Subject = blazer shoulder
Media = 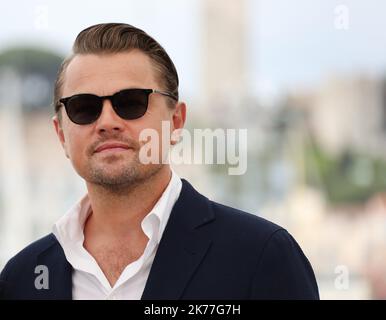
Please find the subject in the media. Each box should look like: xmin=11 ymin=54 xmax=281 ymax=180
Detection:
xmin=250 ymin=228 xmax=320 ymax=299
xmin=0 ymin=233 xmax=71 ymax=300
xmin=0 ymin=233 xmax=58 ymax=280
xmin=209 ymin=200 xmax=284 ymax=237
xmin=203 ymin=199 xmax=319 ymax=298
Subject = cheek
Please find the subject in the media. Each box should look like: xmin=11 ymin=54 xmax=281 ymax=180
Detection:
xmin=65 ymin=130 xmax=88 ymax=163
xmin=129 ymin=118 xmax=162 ymax=141
xmin=137 ymin=118 xmax=170 ymax=141
xmin=131 ymin=118 xmax=171 ymax=157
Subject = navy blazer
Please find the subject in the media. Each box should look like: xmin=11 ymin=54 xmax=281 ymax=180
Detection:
xmin=0 ymin=179 xmax=319 ymax=300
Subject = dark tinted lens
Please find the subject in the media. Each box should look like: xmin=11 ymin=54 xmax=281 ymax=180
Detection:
xmin=66 ymin=94 xmax=102 ymax=125
xmin=113 ymin=89 xmax=149 ymax=120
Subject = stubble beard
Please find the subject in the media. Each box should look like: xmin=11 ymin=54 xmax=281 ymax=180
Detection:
xmin=86 ymin=151 xmax=164 ymax=195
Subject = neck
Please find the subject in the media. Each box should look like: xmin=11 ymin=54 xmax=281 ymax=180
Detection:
xmin=84 ymin=165 xmax=172 ymax=239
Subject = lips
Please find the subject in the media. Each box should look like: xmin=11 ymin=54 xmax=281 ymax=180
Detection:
xmin=94 ymin=142 xmax=131 ymax=153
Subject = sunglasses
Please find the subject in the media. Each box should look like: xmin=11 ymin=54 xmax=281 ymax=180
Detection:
xmin=58 ymin=88 xmax=177 ymax=125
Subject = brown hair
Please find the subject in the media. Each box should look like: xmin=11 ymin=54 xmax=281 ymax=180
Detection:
xmin=53 ymin=23 xmax=179 ymax=114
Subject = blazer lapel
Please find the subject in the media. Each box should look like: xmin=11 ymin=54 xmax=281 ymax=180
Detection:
xmin=141 ymin=179 xmax=215 ymax=300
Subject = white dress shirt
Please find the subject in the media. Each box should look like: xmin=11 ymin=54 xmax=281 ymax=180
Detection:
xmin=52 ymin=169 xmax=182 ymax=300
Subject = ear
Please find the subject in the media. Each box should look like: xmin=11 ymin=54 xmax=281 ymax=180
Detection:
xmin=52 ymin=114 xmax=70 ymax=159
xmin=171 ymin=102 xmax=186 ymax=145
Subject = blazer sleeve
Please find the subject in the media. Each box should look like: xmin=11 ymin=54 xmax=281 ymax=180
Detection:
xmin=250 ymin=229 xmax=320 ymax=300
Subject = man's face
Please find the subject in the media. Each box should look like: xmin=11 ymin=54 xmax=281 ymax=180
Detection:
xmin=53 ymin=50 xmax=185 ymax=191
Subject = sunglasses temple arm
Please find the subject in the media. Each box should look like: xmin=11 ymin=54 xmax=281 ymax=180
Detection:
xmin=152 ymin=89 xmax=178 ymax=101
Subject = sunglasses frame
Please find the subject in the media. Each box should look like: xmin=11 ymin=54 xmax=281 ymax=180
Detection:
xmin=58 ymin=88 xmax=178 ymax=125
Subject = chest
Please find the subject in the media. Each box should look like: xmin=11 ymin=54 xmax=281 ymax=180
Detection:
xmin=84 ymin=237 xmax=149 ymax=287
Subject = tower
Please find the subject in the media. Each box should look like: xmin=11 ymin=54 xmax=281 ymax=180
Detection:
xmin=200 ymin=0 xmax=248 ymax=125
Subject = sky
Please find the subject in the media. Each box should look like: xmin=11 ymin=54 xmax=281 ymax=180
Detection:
xmin=254 ymin=0 xmax=386 ymax=100
xmin=1 ymin=0 xmax=386 ymax=101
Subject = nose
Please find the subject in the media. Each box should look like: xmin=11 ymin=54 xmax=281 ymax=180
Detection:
xmin=94 ymin=99 xmax=124 ymax=134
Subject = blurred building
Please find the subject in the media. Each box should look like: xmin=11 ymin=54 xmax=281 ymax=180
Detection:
xmin=261 ymin=184 xmax=386 ymax=299
xmin=199 ymin=0 xmax=248 ymax=126
xmin=289 ymin=75 xmax=386 ymax=158
xmin=270 ymin=73 xmax=386 ymax=299
xmin=0 ymin=49 xmax=85 ymax=266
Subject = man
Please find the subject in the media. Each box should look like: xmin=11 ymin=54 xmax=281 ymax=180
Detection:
xmin=0 ymin=23 xmax=319 ymax=300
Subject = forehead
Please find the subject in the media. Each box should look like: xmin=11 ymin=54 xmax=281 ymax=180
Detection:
xmin=62 ymin=50 xmax=159 ymax=97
